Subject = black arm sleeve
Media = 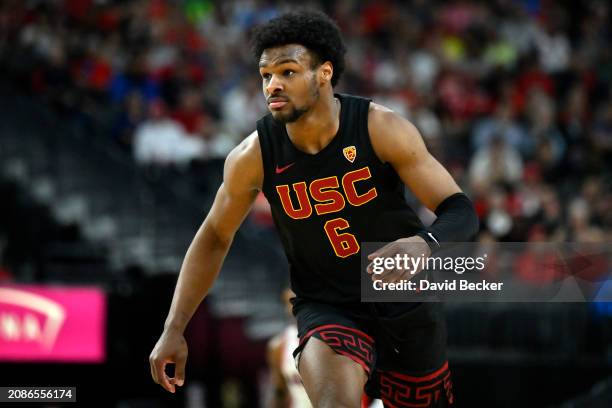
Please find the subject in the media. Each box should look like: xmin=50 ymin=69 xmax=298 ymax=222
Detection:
xmin=416 ymin=192 xmax=479 ymax=251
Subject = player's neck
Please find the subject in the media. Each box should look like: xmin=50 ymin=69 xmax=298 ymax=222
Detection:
xmin=285 ymin=93 xmax=339 ymax=155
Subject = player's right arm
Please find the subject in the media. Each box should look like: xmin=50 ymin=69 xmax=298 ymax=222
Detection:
xmin=149 ymin=131 xmax=263 ymax=393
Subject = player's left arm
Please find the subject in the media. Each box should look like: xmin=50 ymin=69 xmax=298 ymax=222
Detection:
xmin=367 ymin=104 xmax=479 ymax=280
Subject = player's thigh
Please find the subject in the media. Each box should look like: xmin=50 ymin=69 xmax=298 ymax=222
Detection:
xmin=299 ymin=336 xmax=367 ymax=408
xmin=292 ymin=299 xmax=376 ymax=406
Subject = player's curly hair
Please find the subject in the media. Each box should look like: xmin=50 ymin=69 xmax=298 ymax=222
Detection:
xmin=251 ymin=9 xmax=346 ymax=87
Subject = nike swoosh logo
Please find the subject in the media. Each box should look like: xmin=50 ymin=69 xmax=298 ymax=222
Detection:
xmin=275 ymin=163 xmax=295 ymax=174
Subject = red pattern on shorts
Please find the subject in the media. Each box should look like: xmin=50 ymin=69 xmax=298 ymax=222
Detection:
xmin=300 ymin=324 xmax=375 ymax=374
xmin=379 ymin=362 xmax=454 ymax=407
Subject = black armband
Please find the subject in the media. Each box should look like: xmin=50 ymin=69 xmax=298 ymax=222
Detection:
xmin=416 ymin=193 xmax=479 ymax=252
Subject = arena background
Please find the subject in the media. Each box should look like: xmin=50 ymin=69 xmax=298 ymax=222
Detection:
xmin=0 ymin=0 xmax=611 ymax=407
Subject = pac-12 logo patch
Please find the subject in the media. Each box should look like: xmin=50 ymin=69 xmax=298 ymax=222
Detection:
xmin=343 ymin=145 xmax=357 ymax=163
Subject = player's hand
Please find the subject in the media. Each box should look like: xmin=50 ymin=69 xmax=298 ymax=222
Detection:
xmin=149 ymin=329 xmax=188 ymax=393
xmin=366 ymin=236 xmax=431 ymax=283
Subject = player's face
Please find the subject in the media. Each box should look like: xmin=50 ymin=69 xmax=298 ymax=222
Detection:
xmin=259 ymin=44 xmax=320 ymax=124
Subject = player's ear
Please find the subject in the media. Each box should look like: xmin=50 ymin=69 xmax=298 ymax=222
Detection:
xmin=319 ymin=61 xmax=333 ymax=85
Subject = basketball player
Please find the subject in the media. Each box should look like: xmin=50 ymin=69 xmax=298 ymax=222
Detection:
xmin=150 ymin=10 xmax=479 ymax=407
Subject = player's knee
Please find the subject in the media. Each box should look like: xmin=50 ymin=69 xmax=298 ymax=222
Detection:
xmin=299 ymin=337 xmax=367 ymax=407
xmin=302 ymin=367 xmax=364 ymax=408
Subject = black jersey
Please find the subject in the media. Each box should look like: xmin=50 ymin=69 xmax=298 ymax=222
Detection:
xmin=257 ymin=93 xmax=425 ymax=304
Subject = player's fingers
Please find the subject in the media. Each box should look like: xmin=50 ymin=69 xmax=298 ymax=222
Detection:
xmin=149 ymin=356 xmax=158 ymax=384
xmin=371 ymin=272 xmax=382 ymax=284
xmin=372 ymin=265 xmax=397 ymax=282
xmin=172 ymin=354 xmax=187 ymax=387
xmin=153 ymin=359 xmax=175 ymax=393
xmin=385 ymin=271 xmax=398 ymax=284
xmin=371 ymin=266 xmax=390 ymax=281
xmin=387 ymin=270 xmax=405 ymax=284
xmin=161 ymin=371 xmax=175 ymax=393
xmin=380 ymin=260 xmax=406 ymax=280
xmin=164 ymin=376 xmax=176 ymax=393
xmin=367 ymin=242 xmax=396 ymax=260
xmin=398 ymin=270 xmax=415 ymax=283
xmin=149 ymin=353 xmax=162 ymax=384
xmin=367 ymin=245 xmax=396 ymax=273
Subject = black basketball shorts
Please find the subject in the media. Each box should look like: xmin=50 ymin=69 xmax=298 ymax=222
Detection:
xmin=291 ymin=299 xmax=454 ymax=407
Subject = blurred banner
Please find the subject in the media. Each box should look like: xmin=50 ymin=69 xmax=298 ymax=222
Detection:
xmin=0 ymin=285 xmax=106 ymax=362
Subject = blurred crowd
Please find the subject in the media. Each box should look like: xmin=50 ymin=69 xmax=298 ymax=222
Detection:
xmin=1 ymin=0 xmax=611 ymax=244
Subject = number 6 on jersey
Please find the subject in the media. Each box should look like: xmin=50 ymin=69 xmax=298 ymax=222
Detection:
xmin=323 ymin=218 xmax=360 ymax=258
